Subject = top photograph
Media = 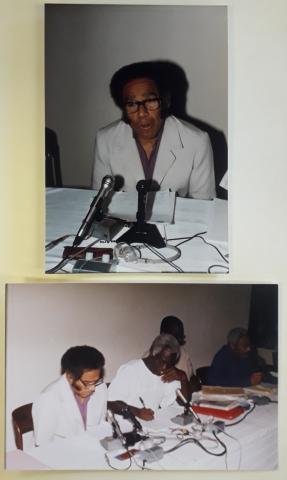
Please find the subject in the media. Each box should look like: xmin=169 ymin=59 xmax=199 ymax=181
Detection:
xmin=45 ymin=4 xmax=228 ymax=274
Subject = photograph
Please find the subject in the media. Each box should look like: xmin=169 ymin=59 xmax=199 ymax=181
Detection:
xmin=45 ymin=4 xmax=228 ymax=274
xmin=1 ymin=1 xmax=287 ymax=480
xmin=6 ymin=283 xmax=277 ymax=470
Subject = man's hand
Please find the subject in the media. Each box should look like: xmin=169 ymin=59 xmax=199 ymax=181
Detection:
xmin=161 ymin=367 xmax=185 ymax=383
xmin=250 ymin=372 xmax=263 ymax=386
xmin=131 ymin=407 xmax=155 ymax=421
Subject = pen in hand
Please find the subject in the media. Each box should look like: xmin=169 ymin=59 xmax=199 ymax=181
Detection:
xmin=139 ymin=396 xmax=146 ymax=408
xmin=138 ymin=397 xmax=155 ymax=421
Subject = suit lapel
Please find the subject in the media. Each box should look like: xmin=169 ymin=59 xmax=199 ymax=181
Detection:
xmin=153 ymin=116 xmax=184 ymax=187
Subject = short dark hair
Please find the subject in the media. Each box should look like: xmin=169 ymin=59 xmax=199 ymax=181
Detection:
xmin=160 ymin=316 xmax=185 ymax=343
xmin=61 ymin=345 xmax=105 ymax=380
xmin=110 ymin=61 xmax=171 ymax=116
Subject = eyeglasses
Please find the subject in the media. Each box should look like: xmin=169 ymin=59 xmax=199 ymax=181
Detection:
xmin=79 ymin=378 xmax=104 ymax=390
xmin=124 ymin=97 xmax=161 ymax=114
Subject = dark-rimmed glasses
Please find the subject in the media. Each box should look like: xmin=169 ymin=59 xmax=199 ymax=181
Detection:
xmin=79 ymin=378 xmax=104 ymax=390
xmin=124 ymin=97 xmax=161 ymax=114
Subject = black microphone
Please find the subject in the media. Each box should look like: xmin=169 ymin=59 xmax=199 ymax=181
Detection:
xmin=73 ymin=175 xmax=115 ymax=246
xmin=106 ymin=410 xmax=126 ymax=446
xmin=176 ymin=389 xmax=202 ymax=424
xmin=136 ymin=179 xmax=149 ymax=224
xmin=121 ymin=405 xmax=143 ymax=431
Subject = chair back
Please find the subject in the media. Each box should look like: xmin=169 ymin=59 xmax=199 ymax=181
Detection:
xmin=45 ymin=127 xmax=63 ymax=187
xmin=196 ymin=366 xmax=210 ymax=386
xmin=12 ymin=403 xmax=34 ymax=450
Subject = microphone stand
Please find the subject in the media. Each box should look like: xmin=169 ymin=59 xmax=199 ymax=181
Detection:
xmin=117 ymin=180 xmax=166 ymax=248
xmin=100 ymin=410 xmax=126 ymax=451
xmin=120 ymin=406 xmax=146 ymax=447
xmin=171 ymin=389 xmax=202 ymax=426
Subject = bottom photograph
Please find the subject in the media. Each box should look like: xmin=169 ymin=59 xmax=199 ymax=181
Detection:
xmin=5 ymin=283 xmax=278 ymax=471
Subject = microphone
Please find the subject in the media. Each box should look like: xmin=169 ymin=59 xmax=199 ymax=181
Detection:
xmin=121 ymin=406 xmax=143 ymax=431
xmin=106 ymin=410 xmax=126 ymax=445
xmin=116 ymin=179 xmax=165 ymax=248
xmin=100 ymin=410 xmax=126 ymax=451
xmin=136 ymin=180 xmax=149 ymax=224
xmin=176 ymin=389 xmax=202 ymax=424
xmin=107 ymin=409 xmax=145 ymax=448
xmin=73 ymin=175 xmax=115 ymax=246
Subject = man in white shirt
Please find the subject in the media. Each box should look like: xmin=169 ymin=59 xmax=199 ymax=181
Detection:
xmin=107 ymin=334 xmax=190 ymax=422
xmin=32 ymin=345 xmax=107 ymax=446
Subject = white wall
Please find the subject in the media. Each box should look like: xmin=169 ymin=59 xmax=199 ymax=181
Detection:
xmin=6 ymin=282 xmax=250 ymax=450
xmin=45 ymin=4 xmax=227 ymax=187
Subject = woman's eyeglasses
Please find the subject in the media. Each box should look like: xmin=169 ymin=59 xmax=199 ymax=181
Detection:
xmin=79 ymin=378 xmax=104 ymax=390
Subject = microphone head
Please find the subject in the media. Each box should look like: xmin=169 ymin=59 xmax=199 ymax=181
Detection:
xmin=136 ymin=179 xmax=149 ymax=193
xmin=102 ymin=175 xmax=115 ymax=190
xmin=121 ymin=406 xmax=142 ymax=431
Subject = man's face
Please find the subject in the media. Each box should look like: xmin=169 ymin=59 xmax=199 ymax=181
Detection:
xmin=233 ymin=336 xmax=251 ymax=358
xmin=156 ymin=347 xmax=178 ymax=373
xmin=67 ymin=368 xmax=102 ymax=399
xmin=122 ymin=77 xmax=163 ymax=143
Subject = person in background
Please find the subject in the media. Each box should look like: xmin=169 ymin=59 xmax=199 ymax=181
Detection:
xmin=159 ymin=315 xmax=193 ymax=380
xmin=160 ymin=315 xmax=201 ymax=392
xmin=92 ymin=61 xmax=215 ymax=199
xmin=207 ymin=328 xmax=264 ymax=387
xmin=32 ymin=345 xmax=107 ymax=446
xmin=107 ymin=334 xmax=190 ymax=422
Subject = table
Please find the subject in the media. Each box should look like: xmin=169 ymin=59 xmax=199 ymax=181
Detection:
xmin=46 ymin=188 xmax=228 ymax=273
xmin=6 ymin=403 xmax=277 ymax=471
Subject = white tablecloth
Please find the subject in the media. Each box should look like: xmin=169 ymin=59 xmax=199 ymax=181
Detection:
xmin=46 ymin=188 xmax=228 ymax=273
xmin=7 ymin=403 xmax=277 ymax=471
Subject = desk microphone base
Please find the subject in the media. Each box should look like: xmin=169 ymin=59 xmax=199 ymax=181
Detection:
xmin=100 ymin=436 xmax=123 ymax=451
xmin=171 ymin=413 xmax=195 ymax=426
xmin=117 ymin=222 xmax=165 ymax=248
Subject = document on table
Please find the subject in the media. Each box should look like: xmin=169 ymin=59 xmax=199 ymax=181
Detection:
xmin=206 ymin=198 xmax=228 ymax=244
xmin=106 ymin=190 xmax=176 ymax=223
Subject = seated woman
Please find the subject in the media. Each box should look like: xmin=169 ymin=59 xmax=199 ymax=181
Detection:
xmin=32 ymin=345 xmax=107 ymax=446
xmin=107 ymin=334 xmax=190 ymax=421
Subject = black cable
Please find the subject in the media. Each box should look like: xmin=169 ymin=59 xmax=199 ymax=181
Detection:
xmin=195 ymin=436 xmax=226 ymax=457
xmin=164 ymin=435 xmax=226 ymax=457
xmin=172 ymin=232 xmax=208 ymax=248
xmin=208 ymin=264 xmax=229 ymax=273
xmin=143 ymin=244 xmax=184 ymax=273
xmin=212 ymin=431 xmax=227 ymax=455
xmin=225 ymin=403 xmax=256 ymax=427
xmin=196 ymin=235 xmax=229 ymax=264
xmin=45 ymin=234 xmax=73 ymax=251
xmin=104 ymin=451 xmax=132 ymax=471
xmin=163 ymin=437 xmax=196 ymax=454
xmin=170 ymin=232 xmax=229 ymax=269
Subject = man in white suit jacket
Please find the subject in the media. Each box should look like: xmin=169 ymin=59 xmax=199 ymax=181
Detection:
xmin=92 ymin=62 xmax=215 ymax=199
xmin=32 ymin=346 xmax=108 ymax=446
